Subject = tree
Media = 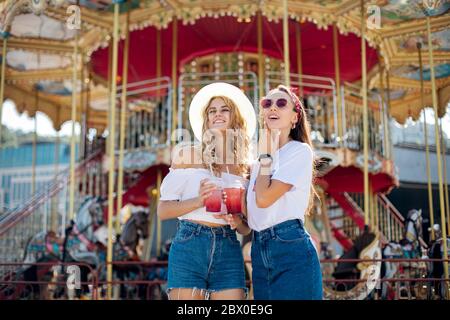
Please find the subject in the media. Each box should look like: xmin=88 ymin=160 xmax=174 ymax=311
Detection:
xmin=0 ymin=124 xmax=18 ymax=148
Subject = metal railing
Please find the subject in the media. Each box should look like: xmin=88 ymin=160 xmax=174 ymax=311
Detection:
xmin=346 ymin=192 xmax=406 ymax=242
xmin=341 ymin=83 xmax=390 ymax=159
xmin=0 ymin=148 xmax=105 ymax=268
xmin=321 ymin=258 xmax=449 ymax=300
xmin=326 ymin=195 xmax=361 ymax=242
xmin=0 ymin=262 xmax=98 ymax=300
xmin=113 ymin=77 xmax=172 ymax=171
xmin=1 ymin=258 xmax=448 ymax=300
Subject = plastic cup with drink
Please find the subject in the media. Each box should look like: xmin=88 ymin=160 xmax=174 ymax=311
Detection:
xmin=222 ymin=174 xmax=245 ymax=215
xmin=204 ymin=176 xmax=224 ymax=213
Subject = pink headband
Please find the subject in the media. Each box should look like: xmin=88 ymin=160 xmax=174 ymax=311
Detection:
xmin=278 ymin=86 xmax=303 ymax=114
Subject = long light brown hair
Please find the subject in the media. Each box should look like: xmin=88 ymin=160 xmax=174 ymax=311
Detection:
xmin=201 ymin=96 xmax=250 ymax=178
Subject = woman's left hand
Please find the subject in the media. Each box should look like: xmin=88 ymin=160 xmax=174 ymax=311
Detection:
xmin=213 ymin=214 xmax=243 ymax=230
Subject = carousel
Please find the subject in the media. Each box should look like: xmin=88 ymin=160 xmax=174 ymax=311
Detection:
xmin=0 ymin=0 xmax=449 ymax=300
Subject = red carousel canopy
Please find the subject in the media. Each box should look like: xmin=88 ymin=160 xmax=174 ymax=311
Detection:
xmin=91 ymin=16 xmax=378 ymax=85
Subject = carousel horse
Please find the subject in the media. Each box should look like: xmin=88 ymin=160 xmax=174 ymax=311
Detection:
xmin=17 ymin=198 xmax=105 ymax=299
xmin=381 ymin=209 xmax=428 ymax=299
xmin=53 ymin=196 xmax=106 ymax=298
xmin=403 ymin=209 xmax=425 ymax=259
xmin=18 ymin=231 xmax=64 ymax=299
xmin=112 ymin=209 xmax=150 ymax=299
xmin=323 ymin=227 xmax=382 ymax=300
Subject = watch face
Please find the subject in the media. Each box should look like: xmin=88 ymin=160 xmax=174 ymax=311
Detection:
xmin=260 ymin=157 xmax=272 ymax=166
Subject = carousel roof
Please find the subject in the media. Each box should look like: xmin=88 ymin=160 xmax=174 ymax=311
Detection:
xmin=0 ymin=0 xmax=449 ymax=131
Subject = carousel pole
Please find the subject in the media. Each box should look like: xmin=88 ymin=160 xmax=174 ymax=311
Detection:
xmin=106 ymin=0 xmax=123 ymax=300
xmin=32 ymin=91 xmax=38 ymax=195
xmin=425 ymin=14 xmax=449 ymax=292
xmin=116 ymin=4 xmax=130 ymax=234
xmin=257 ymin=11 xmax=264 ymax=99
xmin=106 ymin=39 xmax=113 ymax=156
xmin=68 ymin=20 xmax=79 ymax=221
xmin=171 ymin=17 xmax=178 ymax=135
xmin=79 ymin=58 xmax=86 ymax=161
xmin=333 ymin=24 xmax=343 ymax=143
xmin=86 ymin=70 xmax=92 ymax=155
xmin=52 ymin=128 xmax=60 ymax=232
xmin=360 ymin=0 xmax=370 ymax=226
xmin=156 ymin=28 xmax=161 ymax=99
xmin=0 ymin=33 xmax=8 ymax=148
xmin=295 ymin=23 xmax=303 ymax=96
xmin=378 ymin=55 xmax=389 ymax=160
xmin=386 ymin=69 xmax=392 ymax=159
xmin=439 ymin=119 xmax=450 ymax=236
xmin=282 ymin=0 xmax=290 ymax=86
xmin=156 ymin=169 xmax=162 ymax=256
xmin=418 ymin=42 xmax=435 ymax=241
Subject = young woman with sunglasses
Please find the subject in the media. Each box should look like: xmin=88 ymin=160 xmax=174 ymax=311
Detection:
xmin=246 ymin=85 xmax=323 ymax=300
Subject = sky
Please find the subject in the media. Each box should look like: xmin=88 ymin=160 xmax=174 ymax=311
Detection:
xmin=1 ymin=98 xmax=449 ymax=139
xmin=1 ymin=99 xmax=80 ymax=137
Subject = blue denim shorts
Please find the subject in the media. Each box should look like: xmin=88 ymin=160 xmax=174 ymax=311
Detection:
xmin=167 ymin=220 xmax=246 ymax=297
xmin=251 ymin=219 xmax=323 ymax=300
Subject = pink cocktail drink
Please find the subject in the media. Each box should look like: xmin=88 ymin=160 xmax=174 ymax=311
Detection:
xmin=224 ymin=187 xmax=243 ymax=214
xmin=205 ymin=189 xmax=223 ymax=213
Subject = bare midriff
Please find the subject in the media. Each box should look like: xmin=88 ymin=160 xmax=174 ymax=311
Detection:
xmin=187 ymin=219 xmax=227 ymax=228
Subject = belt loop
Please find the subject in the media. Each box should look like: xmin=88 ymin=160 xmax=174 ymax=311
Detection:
xmin=222 ymin=226 xmax=226 ymax=237
xmin=270 ymin=227 xmax=275 ymax=239
xmin=195 ymin=224 xmax=202 ymax=235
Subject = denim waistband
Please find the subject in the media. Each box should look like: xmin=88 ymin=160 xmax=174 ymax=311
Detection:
xmin=177 ymin=219 xmax=235 ymax=237
xmin=253 ymin=219 xmax=305 ymax=241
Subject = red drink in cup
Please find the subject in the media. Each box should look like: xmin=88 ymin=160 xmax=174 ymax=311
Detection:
xmin=205 ymin=189 xmax=223 ymax=212
xmin=204 ymin=178 xmax=223 ymax=213
xmin=222 ymin=174 xmax=245 ymax=215
xmin=224 ymin=187 xmax=243 ymax=214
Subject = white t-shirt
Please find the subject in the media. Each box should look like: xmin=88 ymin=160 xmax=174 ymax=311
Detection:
xmin=247 ymin=141 xmax=313 ymax=232
xmin=160 ymin=168 xmax=248 ymax=225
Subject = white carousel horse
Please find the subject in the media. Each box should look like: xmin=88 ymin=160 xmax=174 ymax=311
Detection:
xmin=381 ymin=209 xmax=428 ymax=299
xmin=63 ymin=196 xmax=105 ymax=267
xmin=323 ymin=231 xmax=382 ymax=300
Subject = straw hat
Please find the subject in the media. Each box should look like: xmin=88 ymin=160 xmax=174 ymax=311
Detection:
xmin=188 ymin=82 xmax=257 ymax=142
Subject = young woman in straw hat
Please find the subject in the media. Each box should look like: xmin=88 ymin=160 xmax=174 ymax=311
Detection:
xmin=157 ymin=82 xmax=256 ymax=300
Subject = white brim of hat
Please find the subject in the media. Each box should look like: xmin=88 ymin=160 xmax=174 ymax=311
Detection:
xmin=188 ymin=82 xmax=257 ymax=142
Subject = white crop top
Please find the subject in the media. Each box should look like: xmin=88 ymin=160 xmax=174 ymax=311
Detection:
xmin=247 ymin=141 xmax=314 ymax=231
xmin=159 ymin=168 xmax=249 ymax=225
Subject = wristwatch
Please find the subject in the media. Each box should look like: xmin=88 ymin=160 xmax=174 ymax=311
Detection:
xmin=258 ymin=153 xmax=272 ymax=166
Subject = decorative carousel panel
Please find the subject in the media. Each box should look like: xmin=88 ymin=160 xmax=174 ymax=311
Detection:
xmin=391 ymin=63 xmax=450 ymax=80
xmin=10 ymin=13 xmax=76 ymax=40
xmin=396 ymin=29 xmax=450 ymax=53
xmin=380 ymin=0 xmax=450 ymax=25
xmin=36 ymin=80 xmax=74 ymax=96
xmin=6 ymin=50 xmax=71 ymax=71
xmin=70 ymin=0 xmax=114 ymax=11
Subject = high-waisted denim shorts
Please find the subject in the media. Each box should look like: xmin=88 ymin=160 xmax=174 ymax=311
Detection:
xmin=251 ymin=219 xmax=323 ymax=300
xmin=167 ymin=220 xmax=247 ymax=298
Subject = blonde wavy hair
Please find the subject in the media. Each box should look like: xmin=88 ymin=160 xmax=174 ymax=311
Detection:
xmin=201 ymin=96 xmax=250 ymax=178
